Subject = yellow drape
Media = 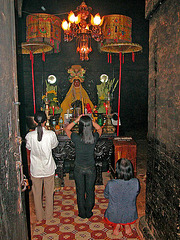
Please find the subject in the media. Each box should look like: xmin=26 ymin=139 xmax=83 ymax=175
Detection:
xmin=61 ymin=84 xmax=94 ymax=121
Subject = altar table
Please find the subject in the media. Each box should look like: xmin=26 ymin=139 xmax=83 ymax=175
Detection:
xmin=53 ymin=134 xmax=114 ymax=186
xmin=113 ymin=138 xmax=137 ymax=176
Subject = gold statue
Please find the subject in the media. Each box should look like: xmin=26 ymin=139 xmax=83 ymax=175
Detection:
xmin=61 ymin=65 xmax=94 ymax=120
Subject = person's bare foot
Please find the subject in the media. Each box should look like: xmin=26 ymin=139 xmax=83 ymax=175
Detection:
xmin=125 ymin=225 xmax=133 ymax=235
xmin=113 ymin=224 xmax=121 ymax=236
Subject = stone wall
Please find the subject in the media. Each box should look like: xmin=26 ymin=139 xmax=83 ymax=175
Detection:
xmin=0 ymin=0 xmax=29 ymax=239
xmin=145 ymin=0 xmax=180 ymax=239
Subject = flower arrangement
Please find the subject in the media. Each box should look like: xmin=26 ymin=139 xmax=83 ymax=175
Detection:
xmin=97 ymin=77 xmax=118 ymax=113
xmin=42 ymin=81 xmax=62 ymax=115
xmin=97 ymin=77 xmax=118 ymax=101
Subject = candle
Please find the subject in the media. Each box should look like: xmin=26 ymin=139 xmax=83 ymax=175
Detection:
xmin=118 ymin=151 xmax=121 ymax=160
xmin=106 ymin=104 xmax=108 ymax=115
xmin=82 ymin=98 xmax=84 ymax=115
xmin=52 ymin=106 xmax=55 ymax=116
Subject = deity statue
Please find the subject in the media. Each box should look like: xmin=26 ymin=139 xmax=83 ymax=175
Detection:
xmin=60 ymin=65 xmax=94 ymax=120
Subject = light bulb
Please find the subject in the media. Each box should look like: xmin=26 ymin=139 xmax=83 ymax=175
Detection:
xmin=62 ymin=20 xmax=69 ymax=30
xmin=75 ymin=14 xmax=81 ymax=24
xmin=85 ymin=25 xmax=89 ymax=30
xmin=93 ymin=14 xmax=101 ymax=25
xmin=68 ymin=11 xmax=76 ymax=23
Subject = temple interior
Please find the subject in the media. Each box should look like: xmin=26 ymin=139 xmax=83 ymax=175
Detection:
xmin=0 ymin=0 xmax=179 ymax=239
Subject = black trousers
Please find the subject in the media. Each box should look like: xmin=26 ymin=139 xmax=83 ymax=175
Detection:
xmin=74 ymin=165 xmax=96 ymax=218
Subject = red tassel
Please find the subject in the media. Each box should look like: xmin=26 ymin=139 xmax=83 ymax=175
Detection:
xmin=30 ymin=51 xmax=32 ymax=60
xmin=42 ymin=52 xmax=45 ymax=62
xmin=108 ymin=53 xmax=109 ymax=63
xmin=51 ymin=39 xmax=54 ymax=46
xmin=132 ymin=52 xmax=135 ymax=62
xmin=30 ymin=51 xmax=34 ymax=64
xmin=110 ymin=54 xmax=112 ymax=64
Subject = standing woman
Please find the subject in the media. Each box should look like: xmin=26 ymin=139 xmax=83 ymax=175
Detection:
xmin=104 ymin=158 xmax=140 ymax=237
xmin=26 ymin=111 xmax=58 ymax=221
xmin=65 ymin=115 xmax=102 ymax=218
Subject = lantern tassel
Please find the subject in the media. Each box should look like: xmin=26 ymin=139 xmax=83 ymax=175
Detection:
xmin=42 ymin=52 xmax=45 ymax=62
xmin=132 ymin=52 xmax=135 ymax=62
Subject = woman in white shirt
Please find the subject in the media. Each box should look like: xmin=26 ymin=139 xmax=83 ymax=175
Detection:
xmin=26 ymin=111 xmax=58 ymax=221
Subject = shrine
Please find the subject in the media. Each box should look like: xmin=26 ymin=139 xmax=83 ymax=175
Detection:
xmin=1 ymin=0 xmax=179 ymax=239
xmin=20 ymin=1 xmax=143 ymax=205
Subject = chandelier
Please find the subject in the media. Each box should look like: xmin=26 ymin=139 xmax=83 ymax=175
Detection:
xmin=61 ymin=1 xmax=103 ymax=61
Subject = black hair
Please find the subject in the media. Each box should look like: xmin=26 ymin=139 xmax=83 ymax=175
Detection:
xmin=78 ymin=115 xmax=95 ymax=144
xmin=34 ymin=111 xmax=47 ymax=141
xmin=116 ymin=158 xmax=134 ymax=180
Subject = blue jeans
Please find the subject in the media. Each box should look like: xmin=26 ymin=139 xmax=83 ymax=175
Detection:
xmin=74 ymin=165 xmax=96 ymax=218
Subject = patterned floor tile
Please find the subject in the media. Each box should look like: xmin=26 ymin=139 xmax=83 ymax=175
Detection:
xmin=32 ymin=186 xmax=142 ymax=240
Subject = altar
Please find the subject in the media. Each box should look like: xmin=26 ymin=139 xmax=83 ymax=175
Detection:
xmin=53 ymin=134 xmax=115 ymax=186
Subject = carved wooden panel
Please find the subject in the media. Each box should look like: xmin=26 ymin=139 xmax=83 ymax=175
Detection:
xmin=53 ymin=135 xmax=114 ymax=186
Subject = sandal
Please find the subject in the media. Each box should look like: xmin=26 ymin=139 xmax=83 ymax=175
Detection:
xmin=124 ymin=225 xmax=134 ymax=236
xmin=113 ymin=224 xmax=121 ymax=236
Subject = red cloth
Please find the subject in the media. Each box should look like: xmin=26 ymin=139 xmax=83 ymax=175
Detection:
xmin=104 ymin=217 xmax=136 ymax=230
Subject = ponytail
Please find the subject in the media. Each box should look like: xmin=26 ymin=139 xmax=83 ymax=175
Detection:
xmin=79 ymin=116 xmax=95 ymax=144
xmin=34 ymin=111 xmax=47 ymax=142
xmin=37 ymin=121 xmax=43 ymax=142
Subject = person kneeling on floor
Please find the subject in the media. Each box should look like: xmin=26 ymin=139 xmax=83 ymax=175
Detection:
xmin=104 ymin=158 xmax=140 ymax=236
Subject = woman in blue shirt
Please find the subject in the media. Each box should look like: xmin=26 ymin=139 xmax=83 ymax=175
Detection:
xmin=104 ymin=158 xmax=140 ymax=236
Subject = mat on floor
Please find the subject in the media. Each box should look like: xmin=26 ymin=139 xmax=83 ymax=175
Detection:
xmin=32 ymin=186 xmax=141 ymax=240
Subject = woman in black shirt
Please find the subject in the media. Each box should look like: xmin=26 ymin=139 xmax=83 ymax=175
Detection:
xmin=65 ymin=115 xmax=102 ymax=218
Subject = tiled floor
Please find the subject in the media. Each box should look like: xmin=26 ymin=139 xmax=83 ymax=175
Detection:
xmin=29 ymin=128 xmax=147 ymax=239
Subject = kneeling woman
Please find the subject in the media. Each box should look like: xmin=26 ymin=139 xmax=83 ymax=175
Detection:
xmin=104 ymin=158 xmax=140 ymax=236
xmin=65 ymin=115 xmax=102 ymax=218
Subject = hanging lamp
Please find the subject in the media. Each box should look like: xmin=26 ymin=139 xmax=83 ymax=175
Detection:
xmin=100 ymin=14 xmax=142 ymax=136
xmin=20 ymin=13 xmax=61 ymax=114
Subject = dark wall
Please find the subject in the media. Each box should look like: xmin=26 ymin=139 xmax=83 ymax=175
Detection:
xmin=0 ymin=0 xmax=29 ymax=239
xmin=145 ymin=0 xmax=180 ymax=239
xmin=17 ymin=0 xmax=149 ymax=136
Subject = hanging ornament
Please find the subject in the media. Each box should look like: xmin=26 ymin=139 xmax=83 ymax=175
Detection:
xmin=100 ymin=14 xmax=142 ymax=136
xmin=20 ymin=42 xmax=53 ymax=114
xmin=26 ymin=13 xmax=61 ymax=53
